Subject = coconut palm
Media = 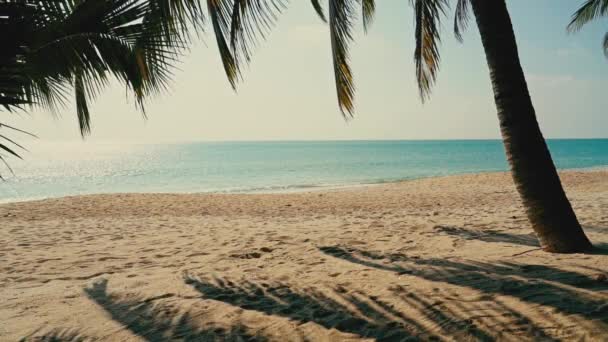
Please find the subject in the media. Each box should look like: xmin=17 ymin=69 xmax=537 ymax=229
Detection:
xmin=214 ymin=0 xmax=593 ymax=253
xmin=568 ymin=0 xmax=608 ymax=58
xmin=0 ymin=0 xmax=205 ymax=173
xmin=1 ymin=0 xmax=594 ymax=252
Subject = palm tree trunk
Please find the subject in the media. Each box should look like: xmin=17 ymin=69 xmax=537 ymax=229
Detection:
xmin=469 ymin=0 xmax=592 ymax=253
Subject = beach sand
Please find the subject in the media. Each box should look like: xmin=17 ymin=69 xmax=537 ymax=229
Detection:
xmin=1 ymin=170 xmax=607 ymax=341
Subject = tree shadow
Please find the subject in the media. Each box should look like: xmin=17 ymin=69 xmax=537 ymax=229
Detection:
xmin=581 ymin=225 xmax=608 ymax=234
xmin=184 ymin=275 xmax=433 ymax=341
xmin=83 ymin=279 xmax=266 ymax=342
xmin=319 ymin=245 xmax=608 ymax=333
xmin=590 ymin=242 xmax=608 ymax=255
xmin=19 ymin=328 xmax=90 ymax=342
xmin=581 ymin=226 xmax=608 ymax=255
xmin=391 ymin=287 xmax=557 ymax=341
xmin=433 ymin=225 xmax=540 ymax=247
xmin=183 ymin=273 xmax=582 ymax=340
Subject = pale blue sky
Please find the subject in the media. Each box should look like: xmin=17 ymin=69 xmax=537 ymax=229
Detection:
xmin=7 ymin=0 xmax=608 ymax=141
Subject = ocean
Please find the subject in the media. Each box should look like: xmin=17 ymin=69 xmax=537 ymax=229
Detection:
xmin=1 ymin=139 xmax=606 ymax=203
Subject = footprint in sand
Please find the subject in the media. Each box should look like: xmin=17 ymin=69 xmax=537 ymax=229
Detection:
xmin=230 ymin=252 xmax=262 ymax=259
xmin=229 ymin=247 xmax=275 ymax=259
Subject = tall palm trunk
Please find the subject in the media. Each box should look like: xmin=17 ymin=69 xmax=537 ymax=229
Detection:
xmin=469 ymin=0 xmax=592 ymax=253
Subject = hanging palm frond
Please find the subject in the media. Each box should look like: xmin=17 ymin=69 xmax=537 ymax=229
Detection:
xmin=0 ymin=123 xmax=36 ymax=179
xmin=207 ymin=0 xmax=239 ymax=88
xmin=329 ymin=0 xmax=357 ymax=117
xmin=0 ymin=0 xmax=207 ymax=128
xmin=568 ymin=0 xmax=608 ymax=31
xmin=411 ymin=0 xmax=448 ymax=102
xmin=568 ymin=0 xmax=608 ymax=58
xmin=311 ymin=0 xmax=327 ymax=22
xmin=228 ymin=0 xmax=286 ymax=80
xmin=453 ymin=0 xmax=470 ymax=42
xmin=0 ymin=0 xmax=208 ymax=176
xmin=361 ymin=0 xmax=375 ymax=33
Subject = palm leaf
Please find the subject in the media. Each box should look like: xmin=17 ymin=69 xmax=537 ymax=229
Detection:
xmin=229 ymin=0 xmax=286 ymax=72
xmin=453 ymin=0 xmax=470 ymax=42
xmin=568 ymin=0 xmax=608 ymax=32
xmin=568 ymin=0 xmax=608 ymax=59
xmin=311 ymin=0 xmax=327 ymax=22
xmin=0 ymin=140 xmax=23 ymax=160
xmin=329 ymin=0 xmax=357 ymax=117
xmin=1 ymin=0 xmax=204 ymax=133
xmin=0 ymin=122 xmax=34 ymax=178
xmin=207 ymin=0 xmax=239 ymax=88
xmin=0 ymin=0 xmax=207 ymax=176
xmin=361 ymin=0 xmax=375 ymax=33
xmin=74 ymin=73 xmax=91 ymax=137
xmin=411 ymin=0 xmax=448 ymax=102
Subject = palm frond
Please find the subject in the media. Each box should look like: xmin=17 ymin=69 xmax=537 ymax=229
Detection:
xmin=229 ymin=0 xmax=286 ymax=75
xmin=0 ymin=140 xmax=23 ymax=160
xmin=311 ymin=0 xmax=327 ymax=22
xmin=147 ymin=0 xmax=206 ymax=41
xmin=1 ymin=0 xmax=204 ymax=136
xmin=0 ymin=0 xmax=210 ymax=176
xmin=453 ymin=0 xmax=470 ymax=42
xmin=207 ymin=0 xmax=239 ymax=88
xmin=411 ymin=0 xmax=448 ymax=102
xmin=74 ymin=73 xmax=92 ymax=137
xmin=329 ymin=0 xmax=357 ymax=117
xmin=568 ymin=0 xmax=608 ymax=59
xmin=0 ymin=122 xmax=34 ymax=179
xmin=568 ymin=0 xmax=608 ymax=32
xmin=361 ymin=0 xmax=375 ymax=33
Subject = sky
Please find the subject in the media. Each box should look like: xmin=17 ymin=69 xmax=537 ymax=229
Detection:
xmin=5 ymin=0 xmax=608 ymax=142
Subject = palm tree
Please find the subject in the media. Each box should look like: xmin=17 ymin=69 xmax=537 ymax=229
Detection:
xmin=568 ymin=0 xmax=608 ymax=58
xmin=464 ymin=0 xmax=592 ymax=252
xmin=0 ymin=0 xmax=206 ymax=173
xmin=2 ymin=1 xmax=594 ymax=252
xmin=212 ymin=0 xmax=593 ymax=253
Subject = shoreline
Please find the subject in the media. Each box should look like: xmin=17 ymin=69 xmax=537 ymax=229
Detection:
xmin=2 ymin=167 xmax=607 ymax=205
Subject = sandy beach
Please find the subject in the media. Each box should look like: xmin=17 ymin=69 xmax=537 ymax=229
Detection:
xmin=1 ymin=170 xmax=607 ymax=341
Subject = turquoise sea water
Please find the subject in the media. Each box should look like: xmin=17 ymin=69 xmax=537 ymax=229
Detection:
xmin=1 ymin=139 xmax=606 ymax=203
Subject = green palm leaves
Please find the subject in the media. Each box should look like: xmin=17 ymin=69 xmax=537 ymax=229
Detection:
xmin=453 ymin=0 xmax=470 ymax=43
xmin=0 ymin=0 xmax=205 ymax=174
xmin=568 ymin=0 xmax=608 ymax=58
xmin=1 ymin=0 xmax=206 ymax=132
xmin=411 ymin=0 xmax=448 ymax=102
xmin=206 ymin=0 xmax=286 ymax=89
xmin=0 ymin=123 xmax=35 ymax=179
xmin=204 ymin=0 xmax=448 ymax=111
xmin=329 ymin=0 xmax=357 ymax=116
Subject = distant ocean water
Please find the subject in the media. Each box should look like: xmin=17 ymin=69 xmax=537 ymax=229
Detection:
xmin=1 ymin=139 xmax=607 ymax=203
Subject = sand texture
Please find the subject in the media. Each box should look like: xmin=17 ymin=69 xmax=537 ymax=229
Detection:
xmin=1 ymin=170 xmax=607 ymax=341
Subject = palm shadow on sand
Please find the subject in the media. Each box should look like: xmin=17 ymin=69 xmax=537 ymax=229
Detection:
xmin=433 ymin=225 xmax=540 ymax=247
xmin=319 ymin=246 xmax=608 ymax=329
xmin=581 ymin=226 xmax=608 ymax=255
xmin=183 ymin=273 xmax=577 ymax=341
xmin=432 ymin=224 xmax=608 ymax=255
xmin=19 ymin=328 xmax=89 ymax=342
xmin=20 ymin=236 xmax=607 ymax=341
xmin=184 ymin=275 xmax=436 ymax=341
xmin=80 ymin=279 xmax=266 ymax=342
